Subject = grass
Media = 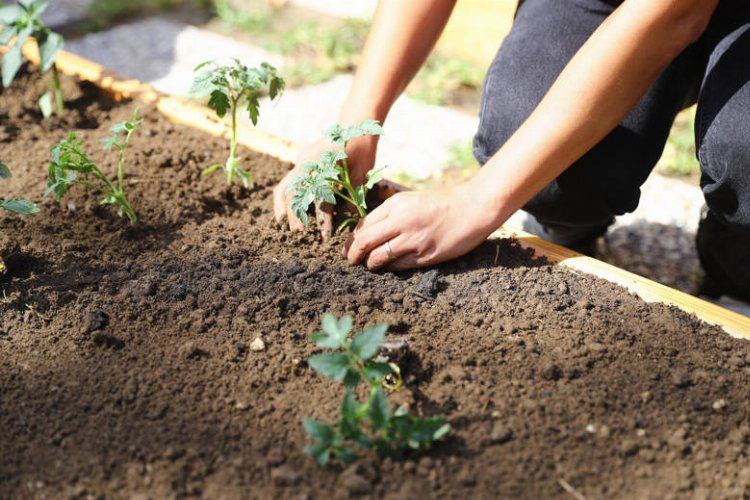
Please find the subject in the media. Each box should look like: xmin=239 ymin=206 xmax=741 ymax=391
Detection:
xmin=83 ymin=0 xmax=212 ymax=31
xmin=388 ymin=139 xmax=479 ymax=191
xmin=657 ymin=106 xmax=700 ymax=178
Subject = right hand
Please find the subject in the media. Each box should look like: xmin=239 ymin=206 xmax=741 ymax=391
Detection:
xmin=273 ymin=133 xmax=380 ymax=241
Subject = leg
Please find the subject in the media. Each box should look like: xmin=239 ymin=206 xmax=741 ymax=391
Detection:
xmin=473 ymin=0 xmax=702 ymax=247
xmin=695 ymin=5 xmax=750 ymax=300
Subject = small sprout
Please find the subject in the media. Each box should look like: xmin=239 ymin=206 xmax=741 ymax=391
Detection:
xmin=191 ymin=59 xmax=284 ymax=188
xmin=46 ymin=109 xmax=142 ymax=223
xmin=303 ymin=313 xmax=450 ymax=467
xmin=0 ymin=0 xmax=65 ymax=117
xmin=1 ymin=161 xmax=39 ymax=274
xmin=288 ymin=120 xmax=385 ymax=231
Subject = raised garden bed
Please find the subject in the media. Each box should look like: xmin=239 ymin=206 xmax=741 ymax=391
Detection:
xmin=1 ymin=57 xmax=750 ymax=499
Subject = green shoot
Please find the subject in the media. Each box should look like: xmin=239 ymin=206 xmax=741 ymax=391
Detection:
xmin=303 ymin=313 xmax=450 ymax=467
xmin=1 ymin=161 xmax=39 ymax=215
xmin=46 ymin=110 xmax=142 ymax=223
xmin=288 ymin=120 xmax=385 ymax=231
xmin=191 ymin=59 xmax=284 ymax=188
xmin=0 ymin=0 xmax=65 ymax=117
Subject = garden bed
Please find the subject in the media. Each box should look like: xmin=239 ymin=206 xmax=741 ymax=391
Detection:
xmin=1 ymin=64 xmax=750 ymax=499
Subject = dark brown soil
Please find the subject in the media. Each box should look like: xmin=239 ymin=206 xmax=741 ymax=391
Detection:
xmin=1 ymin=65 xmax=749 ymax=500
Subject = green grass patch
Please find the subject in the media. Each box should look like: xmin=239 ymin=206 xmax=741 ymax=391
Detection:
xmin=657 ymin=106 xmax=700 ymax=178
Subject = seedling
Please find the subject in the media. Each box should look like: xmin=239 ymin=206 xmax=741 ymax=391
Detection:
xmin=1 ymin=162 xmax=39 ymax=216
xmin=46 ymin=110 xmax=142 ymax=223
xmin=1 ymin=161 xmax=39 ymax=274
xmin=303 ymin=313 xmax=450 ymax=466
xmin=288 ymin=120 xmax=385 ymax=230
xmin=190 ymin=59 xmax=284 ymax=188
xmin=0 ymin=0 xmax=65 ymax=117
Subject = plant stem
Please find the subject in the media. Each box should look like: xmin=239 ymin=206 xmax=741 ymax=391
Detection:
xmin=52 ymin=65 xmax=64 ymax=112
xmin=339 ymin=157 xmax=367 ymax=219
xmin=228 ymin=96 xmax=239 ymax=186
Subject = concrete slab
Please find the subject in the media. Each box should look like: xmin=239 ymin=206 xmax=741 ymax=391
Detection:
xmin=65 ymin=17 xmax=283 ymax=96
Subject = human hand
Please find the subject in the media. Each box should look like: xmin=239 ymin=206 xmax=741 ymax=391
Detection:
xmin=273 ymin=134 xmax=379 ymax=241
xmin=342 ymin=183 xmax=501 ymax=271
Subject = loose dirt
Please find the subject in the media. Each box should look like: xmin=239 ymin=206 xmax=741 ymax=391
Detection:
xmin=1 ymin=66 xmax=749 ymax=499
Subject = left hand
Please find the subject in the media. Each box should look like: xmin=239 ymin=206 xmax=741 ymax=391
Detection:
xmin=342 ymin=184 xmax=500 ymax=271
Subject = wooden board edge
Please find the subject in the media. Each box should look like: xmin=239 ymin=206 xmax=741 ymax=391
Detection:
xmin=16 ymin=46 xmax=749 ymax=339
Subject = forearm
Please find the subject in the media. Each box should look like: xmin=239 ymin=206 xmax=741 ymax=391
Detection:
xmin=340 ymin=0 xmax=457 ymax=124
xmin=469 ymin=0 xmax=718 ymax=230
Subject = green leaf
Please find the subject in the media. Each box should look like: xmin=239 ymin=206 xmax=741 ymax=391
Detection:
xmin=190 ymin=69 xmax=215 ymax=96
xmin=341 ymin=391 xmax=359 ymax=423
xmin=365 ymin=167 xmax=385 ymax=190
xmin=100 ymin=194 xmax=117 ymax=205
xmin=358 ymin=119 xmax=385 ymax=136
xmin=0 ymin=26 xmax=17 ymax=46
xmin=334 ymin=445 xmax=359 ymax=465
xmin=2 ymin=199 xmax=39 ymax=214
xmin=342 ymin=368 xmax=361 ymax=390
xmin=193 ymin=60 xmax=213 ymax=72
xmin=351 ymin=324 xmax=387 ymax=360
xmin=246 ymin=94 xmax=260 ymax=125
xmin=406 ymin=418 xmax=451 ymax=450
xmin=304 ymin=442 xmax=331 ymax=467
xmin=2 ymin=41 xmax=24 ymax=88
xmin=100 ymin=134 xmax=118 ymax=152
xmin=0 ymin=162 xmax=11 ymax=179
xmin=38 ymin=91 xmax=53 ymax=118
xmin=302 ymin=419 xmax=335 ymax=445
xmin=0 ymin=5 xmax=21 ymax=24
xmin=308 ymin=352 xmax=350 ymax=381
xmin=368 ymin=386 xmax=391 ymax=431
xmin=314 ymin=313 xmax=352 ymax=347
xmin=208 ymin=89 xmax=229 ymax=118
xmin=363 ymin=362 xmax=393 ymax=382
xmin=38 ymin=31 xmax=63 ymax=72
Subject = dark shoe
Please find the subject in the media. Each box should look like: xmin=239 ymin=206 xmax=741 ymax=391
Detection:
xmin=696 ymin=208 xmax=750 ymax=302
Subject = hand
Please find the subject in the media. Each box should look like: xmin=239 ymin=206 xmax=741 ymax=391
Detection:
xmin=342 ymin=183 xmax=501 ymax=271
xmin=273 ymin=134 xmax=379 ymax=241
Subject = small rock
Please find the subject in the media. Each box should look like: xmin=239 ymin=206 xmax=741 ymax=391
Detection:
xmin=271 ymin=465 xmax=300 ymax=486
xmin=585 ymin=424 xmax=597 ymax=434
xmin=250 ymin=337 xmax=266 ymax=352
xmin=489 ymin=421 xmax=513 ymax=444
xmin=235 ymin=402 xmax=250 ymax=411
xmin=640 ymin=391 xmax=652 ymax=404
xmin=88 ymin=311 xmax=110 ymax=332
xmin=712 ymin=399 xmax=728 ymax=411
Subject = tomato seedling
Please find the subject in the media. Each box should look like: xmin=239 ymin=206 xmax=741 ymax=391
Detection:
xmin=303 ymin=313 xmax=450 ymax=466
xmin=0 ymin=0 xmax=65 ymax=117
xmin=46 ymin=109 xmax=142 ymax=223
xmin=191 ymin=59 xmax=284 ymax=188
xmin=288 ymin=120 xmax=385 ymax=230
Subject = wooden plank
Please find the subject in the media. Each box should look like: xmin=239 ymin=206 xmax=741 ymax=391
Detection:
xmin=16 ymin=47 xmax=750 ymax=339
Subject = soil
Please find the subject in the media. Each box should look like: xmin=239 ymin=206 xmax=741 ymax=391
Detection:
xmin=1 ymin=65 xmax=749 ymax=500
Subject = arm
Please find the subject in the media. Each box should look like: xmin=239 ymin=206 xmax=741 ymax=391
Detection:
xmin=274 ymin=0 xmax=457 ymax=233
xmin=346 ymin=0 xmax=719 ymax=270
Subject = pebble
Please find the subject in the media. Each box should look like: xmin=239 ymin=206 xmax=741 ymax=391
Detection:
xmin=87 ymin=311 xmax=110 ymax=332
xmin=712 ymin=399 xmax=728 ymax=411
xmin=250 ymin=337 xmax=266 ymax=352
xmin=489 ymin=421 xmax=513 ymax=444
xmin=271 ymin=465 xmax=300 ymax=486
xmin=413 ymin=270 xmax=441 ymax=298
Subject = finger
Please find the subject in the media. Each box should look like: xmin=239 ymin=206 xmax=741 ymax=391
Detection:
xmin=273 ymin=178 xmax=289 ymax=222
xmin=315 ymin=200 xmax=334 ymax=242
xmin=342 ymin=201 xmax=395 ymax=258
xmin=345 ymin=216 xmax=401 ymax=265
xmin=386 ymin=253 xmax=430 ymax=272
xmin=366 ymin=233 xmax=412 ymax=271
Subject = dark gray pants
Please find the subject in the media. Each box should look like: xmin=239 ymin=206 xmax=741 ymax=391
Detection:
xmin=473 ymin=0 xmax=750 ymax=296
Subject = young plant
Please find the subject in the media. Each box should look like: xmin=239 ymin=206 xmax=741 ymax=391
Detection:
xmin=190 ymin=59 xmax=284 ymax=188
xmin=0 ymin=0 xmax=65 ymax=117
xmin=303 ymin=313 xmax=450 ymax=466
xmin=46 ymin=110 xmax=142 ymax=223
xmin=288 ymin=120 xmax=385 ymax=231
xmin=1 ymin=161 xmax=39 ymax=274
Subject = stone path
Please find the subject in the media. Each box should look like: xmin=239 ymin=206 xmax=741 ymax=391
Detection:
xmin=36 ymin=0 xmax=750 ymax=317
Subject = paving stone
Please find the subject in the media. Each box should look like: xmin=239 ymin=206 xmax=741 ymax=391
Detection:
xmin=65 ymin=17 xmax=283 ymax=96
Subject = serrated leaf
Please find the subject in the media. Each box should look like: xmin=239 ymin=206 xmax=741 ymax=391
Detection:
xmin=365 ymin=167 xmax=385 ymax=190
xmin=2 ymin=199 xmax=39 ymax=214
xmin=308 ymin=352 xmax=350 ymax=381
xmin=358 ymin=119 xmax=385 ymax=136
xmin=100 ymin=135 xmax=118 ymax=152
xmin=351 ymin=324 xmax=387 ymax=360
xmin=38 ymin=31 xmax=63 ymax=72
xmin=189 ymin=69 xmax=215 ymax=96
xmin=303 ymin=419 xmax=335 ymax=445
xmin=368 ymin=386 xmax=391 ymax=431
xmin=0 ymin=162 xmax=11 ymax=179
xmin=38 ymin=91 xmax=52 ymax=118
xmin=304 ymin=442 xmax=331 ymax=467
xmin=246 ymin=94 xmax=260 ymax=125
xmin=208 ymin=90 xmax=230 ymax=118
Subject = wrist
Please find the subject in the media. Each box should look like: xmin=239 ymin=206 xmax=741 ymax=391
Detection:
xmin=460 ymin=175 xmax=514 ymax=234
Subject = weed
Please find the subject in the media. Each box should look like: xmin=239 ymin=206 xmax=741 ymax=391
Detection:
xmin=46 ymin=109 xmax=142 ymax=223
xmin=304 ymin=313 xmax=450 ymax=466
xmin=288 ymin=120 xmax=384 ymax=230
xmin=0 ymin=0 xmax=65 ymax=117
xmin=408 ymin=54 xmax=484 ymax=106
xmin=657 ymin=107 xmax=699 ymax=178
xmin=191 ymin=59 xmax=284 ymax=187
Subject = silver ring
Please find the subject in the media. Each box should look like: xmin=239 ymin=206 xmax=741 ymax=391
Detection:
xmin=384 ymin=241 xmax=396 ymax=260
